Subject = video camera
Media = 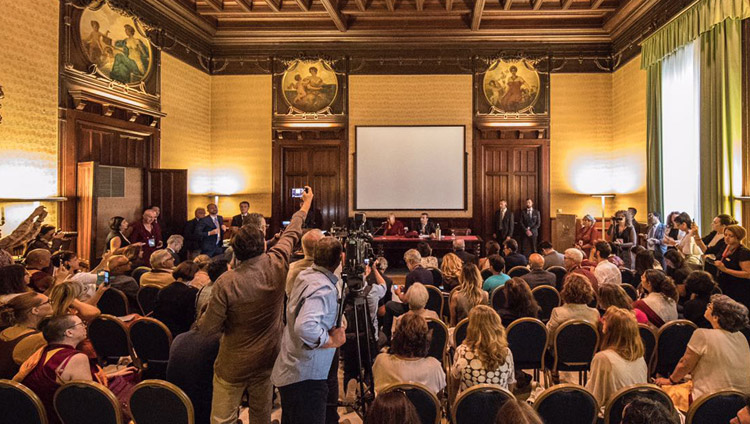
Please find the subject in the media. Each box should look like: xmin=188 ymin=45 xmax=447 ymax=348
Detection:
xmin=342 ymin=217 xmax=375 ymax=292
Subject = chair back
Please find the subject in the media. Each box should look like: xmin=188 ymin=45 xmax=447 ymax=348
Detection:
xmin=550 ymin=320 xmax=599 ymax=372
xmin=97 ymin=288 xmax=129 ymax=317
xmin=686 ymin=390 xmax=746 ymax=424
xmin=452 ymin=384 xmax=515 ymax=424
xmin=137 ymin=285 xmax=160 ymax=316
xmin=54 ymin=380 xmax=123 ymax=424
xmin=620 ymin=269 xmax=635 ymax=285
xmin=131 ymin=267 xmax=151 ymax=284
xmin=603 ymin=384 xmax=674 ymax=424
xmin=490 ymin=286 xmax=506 ymax=311
xmin=546 ymin=266 xmax=567 ymax=290
xmin=88 ymin=314 xmax=133 ymax=366
xmin=129 ymin=379 xmax=195 ymax=424
xmin=508 ymin=266 xmax=530 ymax=278
xmin=380 ymin=382 xmax=440 ymax=424
xmin=506 ymin=318 xmax=547 ymax=371
xmin=453 ymin=317 xmax=469 ymax=347
xmin=531 ymin=285 xmax=561 ymax=321
xmin=637 ymin=324 xmax=656 ymax=370
xmin=533 ymin=383 xmax=598 ymax=424
xmin=129 ymin=318 xmax=172 ymax=379
xmin=621 ymin=284 xmax=638 ymax=301
xmin=425 ymin=318 xmax=448 ymax=364
xmin=425 ymin=285 xmax=444 ymax=317
xmin=0 ymin=379 xmax=47 ymax=424
xmin=429 ymin=268 xmax=443 ymax=288
xmin=653 ymin=320 xmax=697 ymax=376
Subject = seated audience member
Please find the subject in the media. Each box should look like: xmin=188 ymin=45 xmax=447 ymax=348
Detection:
xmin=733 ymin=398 xmax=750 ymax=424
xmin=0 ymin=264 xmax=31 ymax=305
xmin=25 ymin=249 xmax=54 ymax=293
xmin=189 ymin=254 xmax=212 ymax=289
xmin=479 ymin=241 xmax=501 ymax=272
xmin=586 ymin=306 xmax=648 ymax=410
xmin=495 ymin=399 xmax=543 ymax=424
xmin=24 ymin=224 xmax=65 ymax=256
xmin=483 ymin=255 xmax=510 ymax=294
xmin=503 ymin=239 xmax=528 ymax=270
xmin=453 ymin=239 xmax=477 ymax=265
xmin=497 ymin=278 xmax=540 ymax=327
xmin=0 ymin=206 xmax=47 ymax=265
xmin=383 ymin=213 xmax=405 ymax=236
xmin=107 ymin=255 xmax=139 ymax=314
xmin=598 ymin=284 xmax=648 ymax=324
xmin=48 ymin=282 xmax=102 ymax=323
xmin=575 ymin=214 xmax=600 ymax=257
xmin=415 ymin=212 xmax=436 ymax=237
xmin=715 ymin=224 xmax=750 ymax=310
xmin=103 ymin=216 xmax=131 ymax=254
xmin=0 ymin=293 xmax=52 ymax=378
xmin=392 ymin=283 xmax=439 ymax=334
xmin=372 ymin=313 xmax=445 ymax=395
xmin=522 ymin=253 xmax=556 ymax=289
xmin=450 ymin=263 xmax=489 ymax=326
xmin=383 ymin=249 xmax=434 ymax=340
xmin=364 ymin=391 xmax=421 ymax=424
xmin=539 ymin=241 xmax=565 ymax=269
xmin=563 ymin=247 xmax=599 ymax=290
xmin=417 ymin=241 xmax=438 ymax=269
xmin=655 ymin=295 xmax=750 ymax=400
xmin=683 ymin=271 xmax=718 ymax=329
xmin=286 ymin=229 xmax=324 ymax=296
xmin=663 ymin=249 xmax=692 ymax=298
xmin=140 ymin=249 xmax=176 ymax=288
xmin=50 ymin=251 xmax=99 ymax=301
xmin=633 ymin=249 xmax=657 ymax=284
xmin=633 ymin=270 xmax=678 ymax=328
xmin=184 ymin=208 xmax=206 ymax=259
xmin=593 ymin=241 xmax=622 ymax=286
xmin=620 ymin=397 xmax=679 ymax=424
xmin=166 ymin=235 xmax=184 ymax=265
xmin=167 ymin=321 xmax=221 ymax=424
xmin=547 ymin=274 xmax=600 ymax=336
xmin=153 ymin=262 xmax=199 ymax=337
xmin=195 ymin=259 xmax=230 ymax=319
xmin=669 ymin=212 xmax=702 ymax=266
xmin=130 ymin=208 xmax=163 ymax=264
xmin=451 ymin=305 xmax=515 ymax=398
xmin=113 ymin=243 xmax=143 ymax=268
xmin=441 ymin=253 xmax=462 ymax=291
xmin=16 ymin=315 xmax=136 ymax=424
xmin=609 ymin=210 xmax=637 ymax=270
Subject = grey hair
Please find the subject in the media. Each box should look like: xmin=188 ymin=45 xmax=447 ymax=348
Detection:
xmin=167 ymin=234 xmax=184 ymax=246
xmin=453 ymin=238 xmax=466 ymax=251
xmin=582 ymin=214 xmax=595 ymax=223
xmin=242 ymin=213 xmax=265 ymax=230
xmin=376 ymin=256 xmax=388 ymax=272
xmin=564 ymin=248 xmax=583 ymax=264
xmin=710 ymin=294 xmax=749 ymax=332
xmin=403 ymin=249 xmax=422 ymax=265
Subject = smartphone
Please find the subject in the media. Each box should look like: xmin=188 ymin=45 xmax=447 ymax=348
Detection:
xmin=282 ymin=220 xmax=291 ymax=227
xmin=363 ymin=258 xmax=370 ymax=265
xmin=96 ymin=270 xmax=110 ymax=287
xmin=148 ymin=238 xmax=156 ymax=248
xmin=291 ymin=188 xmax=304 ymax=198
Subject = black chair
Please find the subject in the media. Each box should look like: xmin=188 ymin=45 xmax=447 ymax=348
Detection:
xmin=380 ymin=383 xmax=440 ymax=424
xmin=545 ymin=320 xmax=599 ymax=386
xmin=603 ymin=384 xmax=674 ymax=424
xmin=429 ymin=268 xmax=443 ymax=288
xmin=638 ymin=324 xmax=656 ymax=371
xmin=531 ymin=285 xmax=561 ymax=322
xmin=686 ymin=390 xmax=746 ymax=424
xmin=137 ymin=285 xmax=161 ymax=316
xmin=425 ymin=285 xmax=444 ymax=317
xmin=533 ymin=383 xmax=598 ymax=424
xmin=0 ymin=379 xmax=47 ymax=424
xmin=490 ymin=286 xmax=506 ymax=311
xmin=88 ymin=314 xmax=134 ymax=366
xmin=129 ymin=317 xmax=173 ymax=380
xmin=129 ymin=380 xmax=195 ymax=424
xmin=508 ymin=266 xmax=530 ymax=278
xmin=547 ymin=266 xmax=567 ymax=290
xmin=620 ymin=269 xmax=635 ymax=285
xmin=425 ymin=317 xmax=449 ymax=366
xmin=54 ymin=381 xmax=123 ymax=424
xmin=621 ymin=284 xmax=638 ymax=301
xmin=131 ymin=267 xmax=151 ymax=285
xmin=453 ymin=317 xmax=469 ymax=347
xmin=97 ymin=288 xmax=129 ymax=317
xmin=452 ymin=384 xmax=515 ymax=424
xmin=506 ymin=318 xmax=547 ymax=382
xmin=652 ymin=320 xmax=697 ymax=376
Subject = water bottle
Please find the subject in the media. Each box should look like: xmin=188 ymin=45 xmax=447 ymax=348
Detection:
xmin=435 ymin=224 xmax=441 ymax=240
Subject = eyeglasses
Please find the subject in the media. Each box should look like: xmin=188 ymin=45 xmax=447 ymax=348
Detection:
xmin=38 ymin=299 xmax=51 ymax=306
xmin=67 ymin=321 xmax=86 ymax=330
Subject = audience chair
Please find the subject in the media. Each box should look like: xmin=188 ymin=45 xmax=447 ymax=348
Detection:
xmin=531 ymin=285 xmax=561 ymax=322
xmin=453 ymin=317 xmax=469 ymax=348
xmin=129 ymin=379 xmax=195 ymax=424
xmin=621 ymin=284 xmax=638 ymax=302
xmin=637 ymin=324 xmax=656 ymax=371
xmin=137 ymin=285 xmax=160 ymax=316
xmin=380 ymin=382 xmax=441 ymax=424
xmin=452 ymin=384 xmax=515 ymax=424
xmin=533 ymin=383 xmax=598 ymax=424
xmin=603 ymin=384 xmax=674 ymax=424
xmin=652 ymin=320 xmax=697 ymax=377
xmin=546 ymin=266 xmax=567 ymax=290
xmin=425 ymin=285 xmax=444 ymax=317
xmin=508 ymin=266 xmax=530 ymax=278
xmin=88 ymin=314 xmax=135 ymax=366
xmin=129 ymin=317 xmax=173 ymax=380
xmin=544 ymin=320 xmax=599 ymax=386
xmin=620 ymin=269 xmax=635 ymax=286
xmin=54 ymin=380 xmax=123 ymax=424
xmin=425 ymin=317 xmax=449 ymax=367
xmin=0 ymin=379 xmax=48 ymax=424
xmin=429 ymin=268 xmax=444 ymax=289
xmin=490 ymin=286 xmax=506 ymax=311
xmin=131 ymin=267 xmax=151 ymax=285
xmin=685 ymin=390 xmax=746 ymax=424
xmin=506 ymin=318 xmax=547 ymax=382
xmin=97 ymin=288 xmax=129 ymax=317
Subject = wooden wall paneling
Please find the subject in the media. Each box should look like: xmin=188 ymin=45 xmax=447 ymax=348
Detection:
xmin=76 ymin=162 xmax=97 ymax=263
xmin=143 ymin=169 xmax=189 ymax=242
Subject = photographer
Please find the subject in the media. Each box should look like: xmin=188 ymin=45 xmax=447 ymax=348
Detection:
xmin=24 ymin=224 xmax=67 ymax=256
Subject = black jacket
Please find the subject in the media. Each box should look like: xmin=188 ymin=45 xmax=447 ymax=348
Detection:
xmin=493 ymin=209 xmax=515 ymax=240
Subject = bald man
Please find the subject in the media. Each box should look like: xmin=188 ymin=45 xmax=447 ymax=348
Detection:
xmin=286 ymin=229 xmax=325 ymax=296
xmin=521 ymin=253 xmax=556 ymax=289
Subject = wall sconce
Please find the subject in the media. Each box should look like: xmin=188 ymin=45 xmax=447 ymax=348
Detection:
xmin=590 ymin=194 xmax=615 ymax=236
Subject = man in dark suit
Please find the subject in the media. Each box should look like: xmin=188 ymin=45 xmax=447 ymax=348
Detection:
xmin=452 ymin=239 xmax=477 ymax=265
xmin=348 ymin=212 xmax=375 ymax=233
xmin=519 ymin=198 xmax=541 ymax=256
xmin=415 ymin=212 xmax=437 ymax=236
xmin=493 ymin=200 xmax=514 ymax=243
xmin=521 ymin=254 xmax=556 ymax=289
xmin=644 ymin=211 xmax=667 ymax=264
xmin=230 ymin=201 xmax=250 ymax=228
xmin=198 ymin=203 xmax=226 ymax=257
xmin=503 ymin=239 xmax=528 ymax=270
xmin=183 ymin=207 xmax=205 ymax=259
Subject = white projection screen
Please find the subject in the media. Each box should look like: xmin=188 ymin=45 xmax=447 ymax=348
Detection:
xmin=356 ymin=126 xmax=465 ymax=210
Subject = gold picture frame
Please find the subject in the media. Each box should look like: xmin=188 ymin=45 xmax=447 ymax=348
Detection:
xmin=482 ymin=59 xmax=541 ymax=114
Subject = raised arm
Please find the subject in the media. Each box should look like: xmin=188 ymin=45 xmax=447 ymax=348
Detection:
xmin=268 ymin=186 xmax=313 ymax=265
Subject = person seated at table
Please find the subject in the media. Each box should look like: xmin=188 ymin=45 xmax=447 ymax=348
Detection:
xmin=415 ymin=212 xmax=436 ymax=236
xmin=453 ymin=239 xmax=477 ymax=265
xmin=348 ymin=212 xmax=374 ymax=233
xmin=383 ymin=214 xmax=405 ymax=236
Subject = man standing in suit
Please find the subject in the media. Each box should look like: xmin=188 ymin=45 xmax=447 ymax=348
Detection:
xmin=415 ymin=212 xmax=436 ymax=236
xmin=230 ymin=201 xmax=250 ymax=228
xmin=644 ymin=212 xmax=667 ymax=264
xmin=199 ymin=203 xmax=226 ymax=257
xmin=519 ymin=198 xmax=541 ymax=256
xmin=493 ymin=200 xmax=514 ymax=243
xmin=184 ymin=208 xmax=205 ymax=260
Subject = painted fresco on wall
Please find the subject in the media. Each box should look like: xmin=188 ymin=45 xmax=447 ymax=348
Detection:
xmin=281 ymin=60 xmax=339 ymax=114
xmin=482 ymin=59 xmax=541 ymax=114
xmin=79 ymin=0 xmax=153 ymax=85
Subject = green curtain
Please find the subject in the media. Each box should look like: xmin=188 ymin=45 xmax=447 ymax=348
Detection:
xmin=646 ymin=63 xmax=664 ymax=218
xmin=699 ymin=19 xmax=742 ymax=230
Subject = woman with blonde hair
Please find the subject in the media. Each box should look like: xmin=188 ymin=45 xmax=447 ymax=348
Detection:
xmin=586 ymin=306 xmax=648 ymax=410
xmin=189 ymin=254 xmax=212 ymax=289
xmin=449 ymin=263 xmax=488 ymax=326
xmin=451 ymin=305 xmax=515 ymax=397
xmin=441 ymin=252 xmax=463 ymax=292
xmin=47 ymin=281 xmax=101 ymax=322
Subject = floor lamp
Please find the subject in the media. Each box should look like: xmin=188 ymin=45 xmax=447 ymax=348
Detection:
xmin=590 ymin=194 xmax=615 ymax=237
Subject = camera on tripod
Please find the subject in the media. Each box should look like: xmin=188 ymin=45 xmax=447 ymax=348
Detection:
xmin=342 ymin=213 xmax=376 ymax=291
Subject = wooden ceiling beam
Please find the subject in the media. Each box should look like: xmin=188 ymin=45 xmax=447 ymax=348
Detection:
xmin=264 ymin=0 xmax=282 ymax=11
xmin=319 ymin=0 xmax=348 ymax=31
xmin=471 ymin=0 xmax=486 ymax=30
xmin=354 ymin=0 xmax=367 ymax=11
xmin=235 ymin=0 xmax=253 ymax=11
xmin=502 ymin=0 xmax=512 ymax=11
xmin=445 ymin=0 xmax=453 ymax=11
xmin=561 ymin=0 xmax=574 ymax=9
xmin=532 ymin=0 xmax=543 ymax=10
xmin=590 ymin=0 xmax=604 ymax=9
xmin=384 ymin=0 xmax=395 ymax=11
xmin=416 ymin=0 xmax=425 ymax=11
xmin=204 ymin=0 xmax=224 ymax=11
xmin=294 ymin=0 xmax=313 ymax=11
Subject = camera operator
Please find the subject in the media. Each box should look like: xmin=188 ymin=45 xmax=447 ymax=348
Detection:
xmin=272 ymin=236 xmax=347 ymax=424
xmin=24 ymin=224 xmax=67 ymax=256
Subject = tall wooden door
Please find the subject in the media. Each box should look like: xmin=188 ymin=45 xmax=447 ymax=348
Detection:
xmin=143 ymin=169 xmax=188 ymax=242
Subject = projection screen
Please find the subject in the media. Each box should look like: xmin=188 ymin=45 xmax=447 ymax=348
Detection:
xmin=355 ymin=126 xmax=465 ymax=210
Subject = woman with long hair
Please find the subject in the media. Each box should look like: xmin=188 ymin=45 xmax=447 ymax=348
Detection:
xmin=0 ymin=264 xmax=31 ymax=304
xmin=715 ymin=225 xmax=750 ymax=309
xmin=691 ymin=214 xmax=734 ymax=276
xmin=365 ymin=391 xmax=421 ymax=424
xmin=47 ymin=281 xmax=102 ymax=323
xmin=495 ymin=399 xmax=543 ymax=424
xmin=497 ymin=277 xmax=540 ymax=327
xmin=104 ymin=216 xmax=131 ymax=254
xmin=609 ymin=210 xmax=637 ymax=269
xmin=441 ymin=252 xmax=463 ymax=292
xmin=597 ymin=284 xmax=648 ymax=324
xmin=633 ymin=270 xmax=678 ymax=328
xmin=449 ymin=263 xmax=488 ymax=326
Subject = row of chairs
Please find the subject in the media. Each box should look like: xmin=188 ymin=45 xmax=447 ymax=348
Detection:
xmin=0 ymin=378 xmax=194 ymax=424
xmin=382 ymin=380 xmax=746 ymax=424
xmin=96 ymin=285 xmax=161 ymax=318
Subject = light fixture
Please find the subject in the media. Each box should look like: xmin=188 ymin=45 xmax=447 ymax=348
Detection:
xmin=590 ymin=194 xmax=615 ymax=236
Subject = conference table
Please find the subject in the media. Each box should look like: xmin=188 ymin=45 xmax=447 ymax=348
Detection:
xmin=371 ymin=235 xmax=482 ymax=267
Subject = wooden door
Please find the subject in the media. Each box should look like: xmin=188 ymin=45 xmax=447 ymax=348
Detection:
xmin=143 ymin=169 xmax=188 ymax=242
xmin=76 ymin=162 xmax=97 ymax=263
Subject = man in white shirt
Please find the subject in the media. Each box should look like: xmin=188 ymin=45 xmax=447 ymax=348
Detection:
xmin=593 ymin=241 xmax=621 ymax=286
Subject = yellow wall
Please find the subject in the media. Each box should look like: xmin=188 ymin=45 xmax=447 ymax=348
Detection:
xmin=0 ymin=0 xmax=60 ymax=235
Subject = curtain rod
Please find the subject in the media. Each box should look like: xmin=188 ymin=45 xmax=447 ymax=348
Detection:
xmin=639 ymin=0 xmax=702 ymax=46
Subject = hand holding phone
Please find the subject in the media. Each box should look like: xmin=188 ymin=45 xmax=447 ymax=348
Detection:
xmin=96 ymin=270 xmax=110 ymax=287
